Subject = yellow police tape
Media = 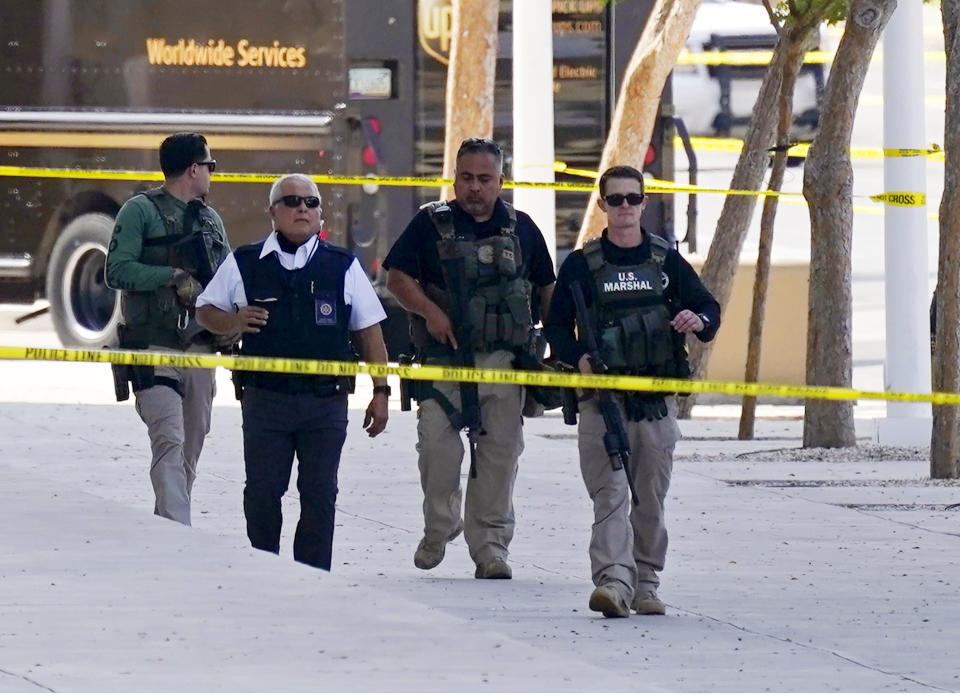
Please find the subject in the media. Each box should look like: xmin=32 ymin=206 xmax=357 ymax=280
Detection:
xmin=0 ymin=164 xmax=595 ymax=192
xmin=557 ymin=164 xmax=928 ymax=209
xmin=0 ymin=344 xmax=956 ymax=406
xmin=671 ymin=137 xmax=945 ymax=161
xmin=869 ymin=192 xmax=927 ymax=207
xmin=0 ymin=164 xmax=926 ymax=208
xmin=676 ymin=49 xmax=833 ymax=66
xmin=675 ymin=49 xmax=946 ymax=66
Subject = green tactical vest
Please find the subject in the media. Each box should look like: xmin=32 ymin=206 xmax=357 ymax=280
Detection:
xmin=410 ymin=200 xmax=533 ymax=354
xmin=583 ymin=234 xmax=683 ymax=376
xmin=120 ymin=188 xmax=228 ymax=349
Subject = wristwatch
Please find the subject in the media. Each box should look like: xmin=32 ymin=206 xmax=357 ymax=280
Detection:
xmin=373 ymin=385 xmax=392 ymax=397
xmin=698 ymin=313 xmax=711 ymax=329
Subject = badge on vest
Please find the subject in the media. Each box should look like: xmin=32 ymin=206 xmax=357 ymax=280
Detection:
xmin=315 ymin=294 xmax=338 ymax=326
xmin=602 ymin=271 xmax=654 ymax=293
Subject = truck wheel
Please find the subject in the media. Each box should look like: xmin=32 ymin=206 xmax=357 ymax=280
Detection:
xmin=46 ymin=213 xmax=120 ymax=347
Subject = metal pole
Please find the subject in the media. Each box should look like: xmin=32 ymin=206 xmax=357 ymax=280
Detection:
xmin=512 ymin=0 xmax=556 ymax=267
xmin=877 ymin=0 xmax=931 ymax=445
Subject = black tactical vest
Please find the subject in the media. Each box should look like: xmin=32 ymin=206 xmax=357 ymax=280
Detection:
xmin=121 ymin=188 xmax=229 ymax=349
xmin=583 ymin=234 xmax=680 ymax=375
xmin=410 ymin=201 xmax=533 ymax=354
xmin=233 ymin=238 xmax=355 ymax=394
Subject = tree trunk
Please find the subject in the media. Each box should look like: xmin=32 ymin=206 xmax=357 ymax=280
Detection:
xmin=802 ymin=0 xmax=896 ymax=448
xmin=574 ymin=0 xmax=702 ymax=248
xmin=440 ymin=0 xmax=499 ymax=201
xmin=738 ymin=45 xmax=803 ymax=440
xmin=680 ymin=19 xmax=820 ymax=417
xmin=931 ymin=0 xmax=960 ymax=478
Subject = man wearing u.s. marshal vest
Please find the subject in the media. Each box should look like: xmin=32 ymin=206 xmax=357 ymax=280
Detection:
xmin=383 ymin=138 xmax=556 ymax=581
xmin=545 ymin=165 xmax=720 ymax=619
xmin=195 ymin=174 xmax=389 ymax=571
xmin=106 ymin=132 xmax=230 ymax=526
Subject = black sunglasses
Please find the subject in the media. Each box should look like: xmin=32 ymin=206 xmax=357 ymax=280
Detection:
xmin=194 ymin=160 xmax=217 ymax=172
xmin=603 ymin=192 xmax=645 ymax=207
xmin=272 ymin=195 xmax=321 ymax=209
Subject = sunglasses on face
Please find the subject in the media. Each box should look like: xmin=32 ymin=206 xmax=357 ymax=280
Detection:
xmin=194 ymin=160 xmax=217 ymax=172
xmin=272 ymin=195 xmax=321 ymax=209
xmin=603 ymin=192 xmax=645 ymax=207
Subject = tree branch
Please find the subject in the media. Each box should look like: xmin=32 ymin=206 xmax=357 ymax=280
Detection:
xmin=763 ymin=0 xmax=784 ymax=35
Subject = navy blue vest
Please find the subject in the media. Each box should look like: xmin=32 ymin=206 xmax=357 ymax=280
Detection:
xmin=234 ymin=238 xmax=354 ymax=394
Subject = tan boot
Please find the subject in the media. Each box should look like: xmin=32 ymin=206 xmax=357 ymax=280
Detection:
xmin=631 ymin=590 xmax=666 ymax=615
xmin=413 ymin=520 xmax=463 ymax=570
xmin=474 ymin=557 xmax=513 ymax=579
xmin=589 ymin=585 xmax=630 ymax=618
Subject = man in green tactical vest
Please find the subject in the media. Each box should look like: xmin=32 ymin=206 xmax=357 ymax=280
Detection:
xmin=105 ymin=132 xmax=231 ymax=526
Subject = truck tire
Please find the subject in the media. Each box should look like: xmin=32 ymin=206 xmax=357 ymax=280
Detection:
xmin=46 ymin=213 xmax=121 ymax=348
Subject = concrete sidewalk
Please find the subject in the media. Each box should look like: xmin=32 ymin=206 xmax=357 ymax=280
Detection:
xmin=1 ymin=402 xmax=958 ymax=692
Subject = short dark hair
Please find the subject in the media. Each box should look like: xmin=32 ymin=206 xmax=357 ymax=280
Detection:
xmin=456 ymin=137 xmax=503 ymax=173
xmin=159 ymin=133 xmax=209 ymax=178
xmin=598 ymin=165 xmax=645 ymax=197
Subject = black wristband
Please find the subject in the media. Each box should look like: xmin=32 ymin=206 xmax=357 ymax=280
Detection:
xmin=373 ymin=385 xmax=392 ymax=397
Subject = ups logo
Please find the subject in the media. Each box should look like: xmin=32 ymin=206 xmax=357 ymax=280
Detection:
xmin=418 ymin=0 xmax=453 ymax=65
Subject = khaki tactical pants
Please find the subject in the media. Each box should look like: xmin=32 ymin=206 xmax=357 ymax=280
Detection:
xmin=577 ymin=394 xmax=681 ymax=602
xmin=134 ymin=355 xmax=216 ymax=526
xmin=416 ymin=349 xmax=524 ymax=565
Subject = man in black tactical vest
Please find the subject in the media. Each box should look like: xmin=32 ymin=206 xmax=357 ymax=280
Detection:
xmin=384 ymin=138 xmax=556 ymax=580
xmin=545 ymin=165 xmax=721 ymax=618
xmin=195 ymin=174 xmax=390 ymax=571
xmin=106 ymin=132 xmax=231 ymax=526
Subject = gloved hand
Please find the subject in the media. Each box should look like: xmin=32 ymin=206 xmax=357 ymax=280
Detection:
xmin=624 ymin=394 xmax=668 ymax=422
xmin=172 ymin=269 xmax=203 ymax=309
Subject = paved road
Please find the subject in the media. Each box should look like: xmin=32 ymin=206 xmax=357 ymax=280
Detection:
xmin=1 ymin=402 xmax=957 ymax=691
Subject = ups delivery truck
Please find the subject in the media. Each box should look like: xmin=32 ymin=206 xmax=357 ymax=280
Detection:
xmin=0 ymin=0 xmax=673 ymax=352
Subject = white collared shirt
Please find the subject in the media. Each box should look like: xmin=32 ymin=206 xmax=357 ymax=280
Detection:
xmin=196 ymin=231 xmax=387 ymax=331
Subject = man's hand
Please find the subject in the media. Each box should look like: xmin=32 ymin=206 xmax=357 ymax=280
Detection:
xmin=171 ymin=269 xmax=203 ymax=309
xmin=578 ymin=353 xmax=593 ymax=374
xmin=670 ymin=309 xmax=705 ymax=334
xmin=196 ymin=303 xmax=266 ymax=338
xmin=235 ymin=306 xmax=269 ymax=334
xmin=363 ymin=393 xmax=389 ymax=437
xmin=425 ymin=307 xmax=458 ymax=349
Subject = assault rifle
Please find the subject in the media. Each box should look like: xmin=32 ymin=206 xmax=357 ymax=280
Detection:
xmin=455 ymin=328 xmax=483 ymax=480
xmin=570 ymin=280 xmax=639 ymax=505
xmin=436 ymin=221 xmax=483 ymax=479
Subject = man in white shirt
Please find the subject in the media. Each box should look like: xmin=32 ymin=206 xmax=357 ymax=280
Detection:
xmin=196 ymin=173 xmax=389 ymax=570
